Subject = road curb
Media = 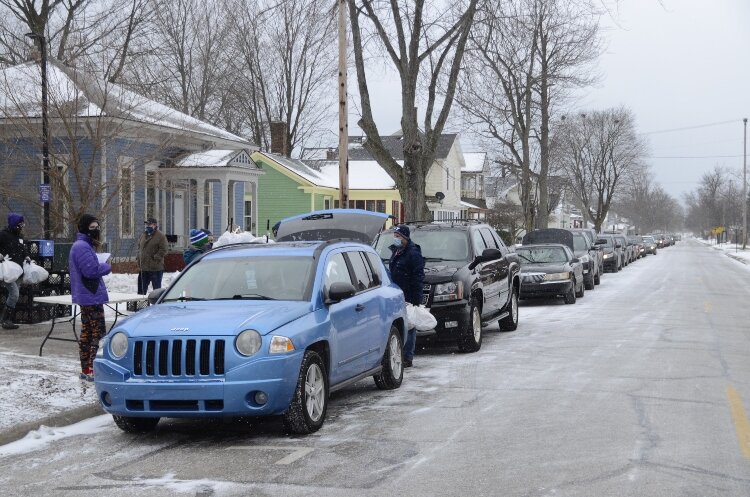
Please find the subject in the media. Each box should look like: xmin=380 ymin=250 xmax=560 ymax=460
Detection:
xmin=0 ymin=402 xmax=104 ymax=447
xmin=726 ymin=253 xmax=750 ymax=265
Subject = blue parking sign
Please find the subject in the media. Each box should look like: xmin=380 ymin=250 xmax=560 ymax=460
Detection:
xmin=39 ymin=183 xmax=51 ymax=203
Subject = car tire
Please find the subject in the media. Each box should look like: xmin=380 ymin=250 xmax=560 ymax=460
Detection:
xmin=112 ymin=415 xmax=160 ymax=434
xmin=283 ymin=350 xmax=328 ymax=434
xmin=374 ymin=326 xmax=404 ymax=390
xmin=575 ymin=278 xmax=585 ymax=298
xmin=498 ymin=286 xmax=519 ymax=331
xmin=584 ymin=272 xmax=595 ymax=290
xmin=457 ymin=297 xmax=482 ymax=353
xmin=564 ymin=281 xmax=577 ymax=304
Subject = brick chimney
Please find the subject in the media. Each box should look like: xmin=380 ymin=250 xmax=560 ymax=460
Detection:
xmin=269 ymin=121 xmax=289 ymax=156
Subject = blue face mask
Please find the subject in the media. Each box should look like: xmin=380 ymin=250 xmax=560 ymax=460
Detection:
xmin=393 ymin=238 xmax=402 ymax=247
xmin=145 ymin=226 xmax=155 ymax=235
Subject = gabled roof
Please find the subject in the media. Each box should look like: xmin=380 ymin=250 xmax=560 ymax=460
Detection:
xmin=256 ymin=151 xmax=398 ymax=190
xmin=0 ymin=60 xmax=254 ymax=146
xmin=176 ymin=149 xmax=257 ymax=168
xmin=462 ymin=152 xmax=487 ymax=173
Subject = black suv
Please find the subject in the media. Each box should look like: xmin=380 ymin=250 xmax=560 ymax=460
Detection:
xmin=375 ymin=221 xmax=520 ymax=353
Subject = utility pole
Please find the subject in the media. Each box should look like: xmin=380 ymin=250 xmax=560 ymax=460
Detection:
xmin=337 ymin=0 xmax=349 ymax=209
xmin=27 ymin=32 xmax=51 ymax=240
xmin=743 ymin=118 xmax=747 ymax=249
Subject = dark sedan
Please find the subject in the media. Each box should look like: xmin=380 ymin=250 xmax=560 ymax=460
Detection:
xmin=516 ymin=243 xmax=585 ymax=304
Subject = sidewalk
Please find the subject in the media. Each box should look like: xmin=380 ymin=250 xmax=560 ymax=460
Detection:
xmin=0 ymin=272 xmax=177 ymax=446
xmin=694 ymin=236 xmax=750 ymax=265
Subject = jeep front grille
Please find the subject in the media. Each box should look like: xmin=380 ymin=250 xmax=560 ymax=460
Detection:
xmin=132 ymin=338 xmax=226 ymax=377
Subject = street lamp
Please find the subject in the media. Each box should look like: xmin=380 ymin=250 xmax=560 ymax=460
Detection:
xmin=25 ymin=31 xmax=51 ymax=240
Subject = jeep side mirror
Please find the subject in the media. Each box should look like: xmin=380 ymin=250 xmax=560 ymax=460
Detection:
xmin=615 ymin=243 xmax=622 ymax=248
xmin=595 ymin=239 xmax=606 ymax=245
xmin=571 ymin=258 xmax=580 ymax=264
xmin=148 ymin=288 xmax=166 ymax=305
xmin=326 ymin=281 xmax=356 ymax=303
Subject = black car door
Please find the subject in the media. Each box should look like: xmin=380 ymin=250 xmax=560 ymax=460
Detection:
xmin=482 ymin=227 xmax=509 ymax=307
xmin=471 ymin=229 xmax=498 ymax=317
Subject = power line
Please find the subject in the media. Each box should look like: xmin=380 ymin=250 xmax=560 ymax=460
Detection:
xmin=648 ymin=154 xmax=743 ymax=159
xmin=641 ymin=119 xmax=742 ymax=135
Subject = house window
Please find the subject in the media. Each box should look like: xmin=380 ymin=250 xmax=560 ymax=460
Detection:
xmin=366 ymin=200 xmax=375 ymax=211
xmin=204 ymin=182 xmax=213 ymax=230
xmin=392 ymin=201 xmax=401 ymax=223
xmin=324 ymin=199 xmax=331 ymax=210
xmin=355 ymin=200 xmax=365 ymax=210
xmin=120 ymin=166 xmax=134 ymax=237
xmin=244 ymin=200 xmax=252 ymax=231
xmin=334 ymin=200 xmax=339 ymax=209
xmin=376 ymin=200 xmax=386 ymax=213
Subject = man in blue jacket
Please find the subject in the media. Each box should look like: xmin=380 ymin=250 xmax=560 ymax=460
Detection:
xmin=389 ymin=224 xmax=424 ymax=368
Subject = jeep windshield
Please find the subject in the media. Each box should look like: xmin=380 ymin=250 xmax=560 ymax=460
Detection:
xmin=573 ymin=234 xmax=588 ymax=252
xmin=162 ymin=256 xmax=315 ymax=302
xmin=376 ymin=230 xmax=470 ymax=262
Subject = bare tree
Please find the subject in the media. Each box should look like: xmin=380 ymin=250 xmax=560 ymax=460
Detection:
xmin=553 ymin=107 xmax=646 ymax=232
xmin=457 ymin=0 xmax=600 ymax=232
xmin=347 ymin=0 xmax=479 ymax=220
xmin=227 ymin=0 xmax=337 ymax=155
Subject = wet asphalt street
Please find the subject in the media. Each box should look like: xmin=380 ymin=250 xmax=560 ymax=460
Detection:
xmin=2 ymin=239 xmax=750 ymax=496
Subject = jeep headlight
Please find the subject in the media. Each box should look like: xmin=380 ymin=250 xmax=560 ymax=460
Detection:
xmin=109 ymin=332 xmax=128 ymax=359
xmin=236 ymin=330 xmax=262 ymax=356
xmin=603 ymin=253 xmax=612 ymax=259
xmin=433 ymin=281 xmax=464 ymax=302
xmin=544 ymin=272 xmax=570 ymax=281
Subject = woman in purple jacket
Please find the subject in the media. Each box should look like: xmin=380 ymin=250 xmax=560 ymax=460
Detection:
xmin=69 ymin=214 xmax=111 ymax=381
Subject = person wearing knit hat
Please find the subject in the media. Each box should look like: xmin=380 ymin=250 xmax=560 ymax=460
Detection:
xmin=136 ymin=217 xmax=168 ymax=295
xmin=69 ymin=214 xmax=111 ymax=381
xmin=0 ymin=212 xmax=30 ymax=329
xmin=183 ymin=228 xmax=210 ymax=265
xmin=388 ymin=224 xmax=424 ymax=368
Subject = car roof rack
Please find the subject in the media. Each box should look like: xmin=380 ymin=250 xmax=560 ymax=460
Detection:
xmin=403 ymin=218 xmax=483 ymax=228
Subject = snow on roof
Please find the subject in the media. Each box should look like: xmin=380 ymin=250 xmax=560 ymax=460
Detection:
xmin=0 ymin=61 xmax=252 ymax=146
xmin=463 ymin=152 xmax=486 ymax=173
xmin=257 ymin=151 xmax=335 ymax=187
xmin=177 ymin=149 xmax=241 ymax=167
xmin=318 ymin=160 xmax=398 ymax=190
xmin=460 ymin=200 xmax=482 ymax=209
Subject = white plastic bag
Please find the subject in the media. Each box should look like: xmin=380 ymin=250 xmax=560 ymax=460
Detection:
xmin=0 ymin=256 xmax=23 ymax=283
xmin=213 ymin=229 xmax=272 ymax=248
xmin=22 ymin=260 xmax=50 ymax=284
xmin=406 ymin=303 xmax=437 ymax=331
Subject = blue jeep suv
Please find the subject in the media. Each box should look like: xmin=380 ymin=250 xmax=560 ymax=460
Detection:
xmin=94 ymin=210 xmax=406 ymax=434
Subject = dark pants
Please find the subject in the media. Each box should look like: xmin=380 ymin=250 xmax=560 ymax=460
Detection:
xmin=79 ymin=305 xmax=106 ymax=371
xmin=138 ymin=271 xmax=163 ymax=295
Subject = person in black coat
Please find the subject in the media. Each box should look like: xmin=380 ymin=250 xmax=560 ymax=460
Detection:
xmin=0 ymin=213 xmax=29 ymax=329
xmin=388 ymin=224 xmax=424 ymax=368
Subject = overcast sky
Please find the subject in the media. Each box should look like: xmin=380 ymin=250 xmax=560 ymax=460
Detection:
xmin=347 ymin=0 xmax=750 ymax=204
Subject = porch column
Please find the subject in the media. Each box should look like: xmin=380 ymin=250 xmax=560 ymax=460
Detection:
xmin=195 ymin=178 xmax=205 ymax=230
xmin=220 ymin=178 xmax=229 ymax=233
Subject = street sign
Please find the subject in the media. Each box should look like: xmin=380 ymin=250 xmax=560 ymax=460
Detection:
xmin=711 ymin=226 xmax=725 ymax=235
xmin=39 ymin=183 xmax=51 ymax=203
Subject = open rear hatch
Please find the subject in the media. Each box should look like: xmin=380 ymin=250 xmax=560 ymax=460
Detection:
xmin=275 ymin=209 xmax=390 ymax=244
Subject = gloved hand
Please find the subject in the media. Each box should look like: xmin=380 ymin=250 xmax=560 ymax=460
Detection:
xmin=25 ymin=256 xmax=31 ymax=263
xmin=0 ymin=254 xmax=4 ymax=262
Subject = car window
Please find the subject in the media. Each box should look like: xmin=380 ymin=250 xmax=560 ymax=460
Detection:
xmin=375 ymin=229 xmax=470 ymax=262
xmin=573 ymin=234 xmax=588 ymax=251
xmin=364 ymin=252 xmax=382 ymax=285
xmin=597 ymin=237 xmax=614 ymax=248
xmin=163 ymin=256 xmax=314 ymax=301
xmin=324 ymin=252 xmax=352 ymax=295
xmin=347 ymin=251 xmax=375 ymax=292
xmin=490 ymin=229 xmax=509 ymax=255
xmin=480 ymin=228 xmax=499 ymax=249
xmin=471 ymin=230 xmax=488 ymax=256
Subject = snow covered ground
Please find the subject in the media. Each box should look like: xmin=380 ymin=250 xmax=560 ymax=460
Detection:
xmin=694 ymin=235 xmax=750 ymax=264
xmin=0 ymin=272 xmax=179 ymax=437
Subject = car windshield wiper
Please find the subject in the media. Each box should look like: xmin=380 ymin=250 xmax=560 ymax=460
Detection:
xmin=517 ymin=254 xmax=535 ymax=263
xmin=423 ymin=257 xmax=445 ymax=261
xmin=220 ymin=294 xmax=277 ymax=301
xmin=162 ymin=296 xmax=206 ymax=302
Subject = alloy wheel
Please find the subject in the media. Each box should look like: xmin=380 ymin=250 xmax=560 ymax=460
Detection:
xmin=304 ymin=363 xmax=325 ymax=422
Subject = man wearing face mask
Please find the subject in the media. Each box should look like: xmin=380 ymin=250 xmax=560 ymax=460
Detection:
xmin=69 ymin=214 xmax=112 ymax=381
xmin=136 ymin=217 xmax=168 ymax=295
xmin=0 ymin=213 xmax=29 ymax=329
xmin=388 ymin=224 xmax=424 ymax=368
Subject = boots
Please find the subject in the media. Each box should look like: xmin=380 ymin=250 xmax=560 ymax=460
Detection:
xmin=1 ymin=306 xmax=18 ymax=330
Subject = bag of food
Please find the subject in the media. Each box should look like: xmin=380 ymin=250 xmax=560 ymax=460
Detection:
xmin=0 ymin=256 xmax=24 ymax=283
xmin=405 ymin=303 xmax=437 ymax=331
xmin=22 ymin=260 xmax=50 ymax=285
